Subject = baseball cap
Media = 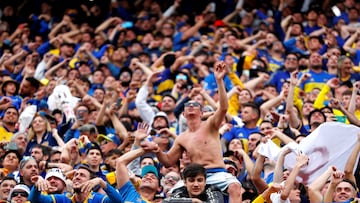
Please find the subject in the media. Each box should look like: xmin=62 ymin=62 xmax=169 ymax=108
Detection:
xmin=8 ymin=184 xmax=30 ymax=201
xmin=141 ymin=165 xmax=159 ymax=179
xmin=153 ymin=111 xmax=169 ymax=128
xmin=45 ymin=168 xmax=66 ymax=184
xmin=97 ymin=134 xmax=121 ymax=146
xmin=128 ymin=102 xmax=136 ymax=110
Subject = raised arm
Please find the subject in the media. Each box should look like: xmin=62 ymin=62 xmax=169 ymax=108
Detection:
xmin=280 ymin=154 xmax=309 ymax=200
xmin=116 ymin=123 xmax=150 ymax=188
xmin=324 ymin=167 xmax=345 ymax=202
xmin=208 ymin=61 xmax=228 ymax=130
xmin=348 ymin=81 xmax=360 ymax=114
xmin=344 ymin=132 xmax=360 ymax=184
xmin=308 ymin=166 xmax=333 ymax=203
xmin=343 ymin=28 xmax=360 ymax=56
xmin=108 ymin=103 xmax=128 ymax=141
xmin=251 ymin=154 xmax=269 ymax=194
xmin=273 ymin=147 xmax=291 ymax=183
xmin=286 ymin=71 xmax=301 ymax=129
xmin=330 ymin=99 xmax=360 ymax=126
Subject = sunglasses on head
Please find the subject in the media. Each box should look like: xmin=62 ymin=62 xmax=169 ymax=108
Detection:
xmin=184 ymin=101 xmax=200 ymax=107
xmin=11 ymin=191 xmax=28 ymax=198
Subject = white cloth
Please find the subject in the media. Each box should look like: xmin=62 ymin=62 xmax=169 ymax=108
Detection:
xmin=18 ymin=105 xmax=37 ymax=132
xmin=47 ymin=85 xmax=79 ymax=122
xmin=259 ymin=122 xmax=360 ymax=185
xmin=270 ymin=192 xmax=290 ymax=203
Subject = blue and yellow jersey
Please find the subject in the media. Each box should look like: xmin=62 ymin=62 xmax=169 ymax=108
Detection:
xmin=299 ymin=70 xmax=334 ymax=93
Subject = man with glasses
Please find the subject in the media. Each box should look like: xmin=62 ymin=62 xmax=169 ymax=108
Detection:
xmin=8 ymin=184 xmax=30 ymax=203
xmin=63 ymin=104 xmax=91 ymax=142
xmin=268 ymin=53 xmax=299 ymax=93
xmin=143 ymin=61 xmax=242 ymax=203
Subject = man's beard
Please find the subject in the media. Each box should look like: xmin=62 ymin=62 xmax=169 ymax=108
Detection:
xmin=4 ymin=121 xmax=16 ymax=126
xmin=73 ymin=187 xmax=81 ymax=193
xmin=311 ymin=65 xmax=322 ymax=70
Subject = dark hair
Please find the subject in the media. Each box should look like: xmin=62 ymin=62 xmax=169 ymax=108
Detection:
xmin=107 ymin=149 xmax=123 ymax=157
xmin=31 ymin=144 xmax=51 ymax=158
xmin=79 ymin=76 xmax=91 ymax=88
xmin=86 ymin=143 xmax=104 ymax=158
xmin=242 ymin=102 xmax=260 ymax=119
xmin=75 ymin=164 xmax=96 ymax=179
xmin=2 ymin=150 xmax=22 ymax=161
xmin=342 ymin=179 xmax=358 ymax=192
xmin=308 ymin=109 xmax=326 ymax=125
xmin=0 ymin=176 xmax=16 ymax=185
xmin=163 ymin=54 xmax=176 ymax=68
xmin=182 ymin=163 xmax=206 ymax=179
xmin=25 ymin=77 xmax=40 ymax=90
xmin=3 ymin=106 xmax=19 ymax=117
xmin=162 ymin=93 xmax=177 ymax=103
xmin=320 ymin=106 xmax=333 ymax=114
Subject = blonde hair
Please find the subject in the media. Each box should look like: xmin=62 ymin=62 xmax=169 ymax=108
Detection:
xmin=27 ymin=115 xmax=52 ymax=141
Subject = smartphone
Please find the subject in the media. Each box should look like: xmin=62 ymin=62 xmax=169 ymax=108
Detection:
xmin=116 ymin=98 xmax=122 ymax=108
xmin=335 ymin=115 xmax=346 ymax=123
xmin=121 ymin=21 xmax=133 ymax=29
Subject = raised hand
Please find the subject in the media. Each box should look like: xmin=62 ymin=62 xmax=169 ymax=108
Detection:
xmin=146 ymin=71 xmax=162 ymax=85
xmin=296 ymin=153 xmax=309 ymax=168
xmin=214 ymin=61 xmax=227 ymax=80
xmin=330 ymin=166 xmax=344 ymax=186
xmin=134 ymin=122 xmax=150 ymax=142
xmin=327 ymin=77 xmax=340 ymax=89
xmin=32 ymin=175 xmax=50 ymax=192
xmin=80 ymin=178 xmax=106 ymax=193
xmin=290 ymin=71 xmax=299 ymax=86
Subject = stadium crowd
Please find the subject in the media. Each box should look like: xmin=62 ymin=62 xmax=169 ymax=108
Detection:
xmin=0 ymin=0 xmax=360 ymax=202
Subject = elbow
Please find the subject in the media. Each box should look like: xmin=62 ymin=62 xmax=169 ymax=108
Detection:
xmin=344 ymin=168 xmax=352 ymax=176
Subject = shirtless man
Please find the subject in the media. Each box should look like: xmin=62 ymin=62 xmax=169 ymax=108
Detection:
xmin=144 ymin=61 xmax=242 ymax=203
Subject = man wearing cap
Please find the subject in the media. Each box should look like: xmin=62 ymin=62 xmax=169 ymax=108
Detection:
xmin=44 ymin=168 xmax=67 ymax=194
xmin=97 ymin=133 xmax=121 ymax=156
xmin=116 ymin=147 xmax=161 ymax=203
xmin=8 ymin=184 xmax=30 ymax=203
xmin=0 ymin=78 xmax=21 ymax=111
xmin=29 ymin=164 xmax=122 ymax=203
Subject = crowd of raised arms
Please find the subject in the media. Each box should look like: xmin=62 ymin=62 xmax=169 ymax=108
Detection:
xmin=0 ymin=0 xmax=360 ymax=202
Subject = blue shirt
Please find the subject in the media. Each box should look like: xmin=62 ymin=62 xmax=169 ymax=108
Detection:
xmin=222 ymin=126 xmax=260 ymax=142
xmin=118 ymin=181 xmax=147 ymax=203
xmin=29 ymin=182 xmax=121 ymax=203
xmin=203 ymin=73 xmax=233 ymax=93
xmin=25 ymin=132 xmax=58 ymax=156
xmin=268 ymin=70 xmax=291 ymax=93
xmin=299 ymin=70 xmax=334 ymax=93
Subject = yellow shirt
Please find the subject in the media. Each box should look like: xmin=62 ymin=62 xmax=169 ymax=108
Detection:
xmin=0 ymin=126 xmax=13 ymax=142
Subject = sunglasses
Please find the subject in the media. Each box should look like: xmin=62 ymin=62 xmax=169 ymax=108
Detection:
xmin=165 ymin=175 xmax=180 ymax=182
xmin=184 ymin=101 xmax=201 ymax=107
xmin=11 ymin=191 xmax=28 ymax=198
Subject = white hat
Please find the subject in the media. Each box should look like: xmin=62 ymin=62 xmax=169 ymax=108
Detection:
xmin=153 ymin=111 xmax=170 ymax=127
xmin=45 ymin=168 xmax=66 ymax=184
xmin=8 ymin=184 xmax=30 ymax=201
